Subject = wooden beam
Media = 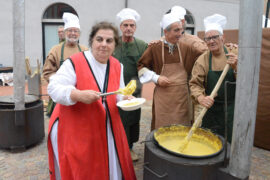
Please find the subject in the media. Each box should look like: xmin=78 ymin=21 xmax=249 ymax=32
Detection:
xmin=228 ymin=0 xmax=264 ymax=179
xmin=13 ymin=0 xmax=25 ymax=110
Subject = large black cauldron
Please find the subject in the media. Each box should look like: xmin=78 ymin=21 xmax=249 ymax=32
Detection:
xmin=143 ymin=130 xmax=230 ymax=180
xmin=0 ymin=95 xmax=44 ymax=149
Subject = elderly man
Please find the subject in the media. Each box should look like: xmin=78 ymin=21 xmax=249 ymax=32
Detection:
xmin=57 ymin=25 xmax=65 ymax=43
xmin=43 ymin=13 xmax=88 ymax=81
xmin=189 ymin=14 xmax=238 ymax=143
xmin=149 ymin=6 xmax=207 ymax=122
xmin=168 ymin=5 xmax=235 ymax=121
xmin=138 ymin=13 xmax=204 ymax=130
xmin=113 ymin=8 xmax=147 ymax=161
xmin=169 ymin=6 xmax=208 ymax=121
xmin=43 ymin=12 xmax=88 ymax=116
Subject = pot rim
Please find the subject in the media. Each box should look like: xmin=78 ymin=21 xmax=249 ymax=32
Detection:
xmin=153 ymin=124 xmax=224 ymax=159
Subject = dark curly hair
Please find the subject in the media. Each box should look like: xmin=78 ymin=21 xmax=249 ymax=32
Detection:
xmin=88 ymin=21 xmax=119 ymax=48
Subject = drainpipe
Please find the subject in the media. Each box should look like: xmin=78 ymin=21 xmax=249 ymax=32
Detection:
xmin=265 ymin=0 xmax=269 ymax=27
xmin=13 ymin=0 xmax=25 ymax=110
xmin=228 ymin=0 xmax=263 ymax=179
xmin=125 ymin=0 xmax=128 ymax=8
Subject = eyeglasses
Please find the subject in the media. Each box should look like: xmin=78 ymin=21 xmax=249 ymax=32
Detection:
xmin=204 ymin=35 xmax=220 ymax=42
xmin=122 ymin=23 xmax=135 ymax=28
xmin=66 ymin=29 xmax=80 ymax=34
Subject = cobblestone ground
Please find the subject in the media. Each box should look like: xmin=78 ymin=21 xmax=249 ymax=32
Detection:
xmin=0 ymin=100 xmax=270 ymax=180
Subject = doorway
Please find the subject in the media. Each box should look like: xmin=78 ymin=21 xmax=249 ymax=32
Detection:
xmin=42 ymin=3 xmax=78 ymax=64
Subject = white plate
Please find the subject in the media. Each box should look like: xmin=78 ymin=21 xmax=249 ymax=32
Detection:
xmin=117 ymin=98 xmax=146 ymax=111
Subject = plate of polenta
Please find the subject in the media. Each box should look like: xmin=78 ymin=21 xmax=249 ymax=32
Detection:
xmin=117 ymin=98 xmax=146 ymax=111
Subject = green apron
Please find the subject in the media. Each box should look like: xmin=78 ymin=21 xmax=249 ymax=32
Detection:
xmin=46 ymin=42 xmax=82 ymax=117
xmin=202 ymin=47 xmax=236 ymax=143
xmin=113 ymin=38 xmax=147 ymax=147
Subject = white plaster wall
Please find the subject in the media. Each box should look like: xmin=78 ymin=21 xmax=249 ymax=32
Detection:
xmin=0 ymin=0 xmax=240 ymax=67
xmin=0 ymin=1 xmax=13 ymax=67
xmin=130 ymin=0 xmax=240 ymax=42
xmin=24 ymin=0 xmax=125 ymax=67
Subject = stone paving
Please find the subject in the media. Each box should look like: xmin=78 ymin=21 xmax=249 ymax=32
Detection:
xmin=0 ymin=100 xmax=270 ymax=180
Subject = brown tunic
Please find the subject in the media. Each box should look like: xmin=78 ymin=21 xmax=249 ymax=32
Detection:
xmin=179 ymin=33 xmax=208 ymax=76
xmin=42 ymin=42 xmax=88 ymax=82
xmin=138 ymin=38 xmax=207 ymax=76
xmin=137 ymin=38 xmax=206 ymax=129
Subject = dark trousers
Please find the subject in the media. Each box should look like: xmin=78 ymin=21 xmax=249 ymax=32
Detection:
xmin=119 ymin=108 xmax=141 ymax=148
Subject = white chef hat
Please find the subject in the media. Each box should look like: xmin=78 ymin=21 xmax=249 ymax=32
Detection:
xmin=63 ymin=12 xmax=80 ymax=30
xmin=204 ymin=14 xmax=227 ymax=34
xmin=160 ymin=13 xmax=180 ymax=30
xmin=116 ymin=8 xmax=141 ymax=23
xmin=170 ymin=6 xmax=186 ymax=20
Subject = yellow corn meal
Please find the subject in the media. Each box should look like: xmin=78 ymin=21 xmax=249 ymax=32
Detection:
xmin=123 ymin=101 xmax=140 ymax=107
xmin=178 ymin=126 xmax=198 ymax=152
xmin=154 ymin=125 xmax=222 ymax=157
xmin=119 ymin=80 xmax=136 ymax=95
xmin=159 ymin=136 xmax=217 ymax=156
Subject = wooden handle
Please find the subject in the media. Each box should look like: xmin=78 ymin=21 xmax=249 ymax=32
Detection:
xmin=186 ymin=64 xmax=231 ymax=140
xmin=209 ymin=64 xmax=230 ymax=99
xmin=37 ymin=59 xmax=40 ymax=75
xmin=25 ymin=57 xmax=32 ymax=75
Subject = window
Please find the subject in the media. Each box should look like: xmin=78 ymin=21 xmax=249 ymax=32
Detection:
xmin=185 ymin=10 xmax=195 ymax=35
xmin=43 ymin=3 xmax=77 ymax=19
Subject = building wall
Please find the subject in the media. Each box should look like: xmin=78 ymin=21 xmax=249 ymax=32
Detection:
xmin=0 ymin=1 xmax=13 ymax=67
xmin=132 ymin=0 xmax=240 ymax=42
xmin=0 ymin=0 xmax=240 ymax=67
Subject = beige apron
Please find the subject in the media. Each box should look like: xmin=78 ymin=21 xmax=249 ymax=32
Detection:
xmin=153 ymin=42 xmax=190 ymax=129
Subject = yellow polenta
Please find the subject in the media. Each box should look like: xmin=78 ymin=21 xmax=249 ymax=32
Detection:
xmin=154 ymin=125 xmax=222 ymax=157
xmin=123 ymin=101 xmax=140 ymax=107
xmin=158 ymin=136 xmax=218 ymax=156
xmin=119 ymin=80 xmax=136 ymax=95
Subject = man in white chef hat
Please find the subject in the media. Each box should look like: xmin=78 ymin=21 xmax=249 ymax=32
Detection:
xmin=156 ymin=5 xmax=207 ymax=75
xmin=43 ymin=12 xmax=88 ymax=82
xmin=43 ymin=12 xmax=88 ymax=117
xmin=189 ymin=14 xmax=238 ymax=143
xmin=113 ymin=8 xmax=148 ymax=161
xmin=167 ymin=6 xmax=208 ymax=123
xmin=138 ymin=13 xmax=197 ymax=130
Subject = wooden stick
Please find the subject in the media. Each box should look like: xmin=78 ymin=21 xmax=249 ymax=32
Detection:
xmin=25 ymin=57 xmax=32 ymax=75
xmin=37 ymin=59 xmax=40 ymax=75
xmin=180 ymin=64 xmax=231 ymax=151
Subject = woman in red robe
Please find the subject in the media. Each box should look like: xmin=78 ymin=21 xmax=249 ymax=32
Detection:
xmin=47 ymin=21 xmax=136 ymax=180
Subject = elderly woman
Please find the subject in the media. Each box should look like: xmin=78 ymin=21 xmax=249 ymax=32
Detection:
xmin=47 ymin=22 xmax=136 ymax=180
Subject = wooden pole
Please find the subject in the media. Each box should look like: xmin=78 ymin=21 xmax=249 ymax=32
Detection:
xmin=228 ymin=0 xmax=264 ymax=179
xmin=13 ymin=0 xmax=25 ymax=110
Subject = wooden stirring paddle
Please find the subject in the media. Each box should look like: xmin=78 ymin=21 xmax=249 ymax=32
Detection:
xmin=179 ymin=64 xmax=231 ymax=152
